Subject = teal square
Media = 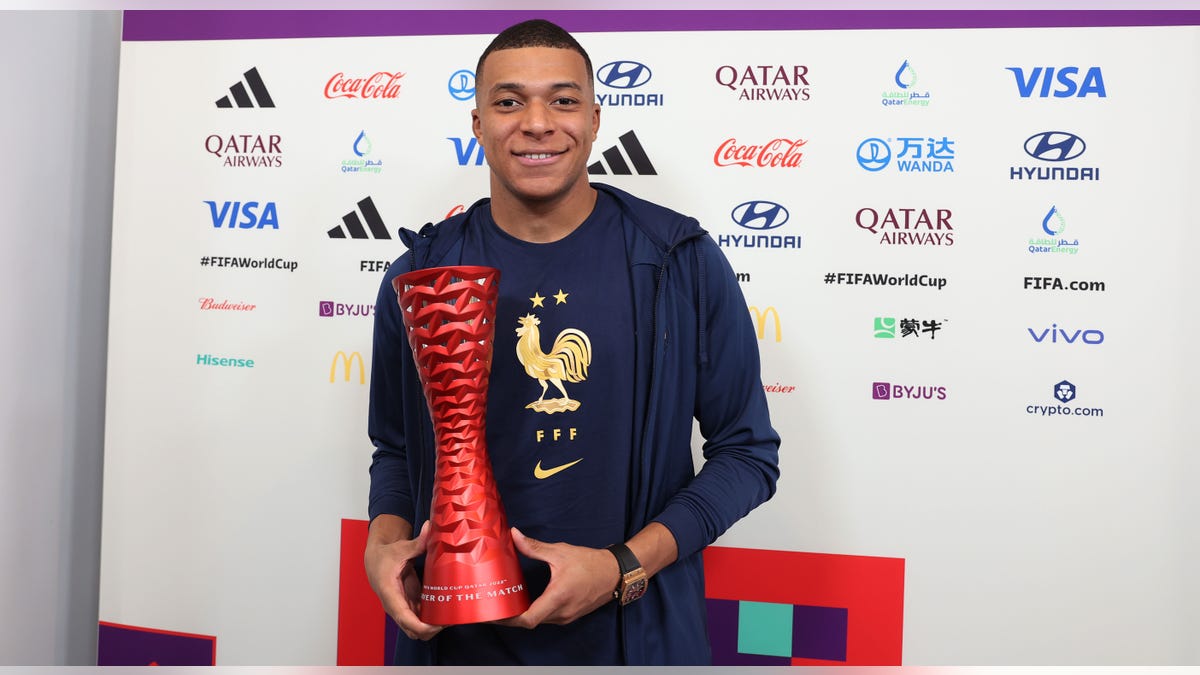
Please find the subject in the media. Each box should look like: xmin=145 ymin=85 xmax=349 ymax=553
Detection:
xmin=737 ymin=601 xmax=793 ymax=658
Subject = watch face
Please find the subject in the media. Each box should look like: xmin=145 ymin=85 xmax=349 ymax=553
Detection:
xmin=622 ymin=578 xmax=648 ymax=604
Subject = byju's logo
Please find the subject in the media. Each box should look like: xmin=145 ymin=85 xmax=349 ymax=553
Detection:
xmin=204 ymin=200 xmax=278 ymax=229
xmin=447 ymin=69 xmax=475 ymax=101
xmin=449 ymin=137 xmax=486 ymax=166
xmin=341 ymin=130 xmax=382 ymax=174
xmin=857 ymin=136 xmax=955 ymax=173
xmin=1006 ymin=67 xmax=1107 ymax=98
xmin=1028 ymin=205 xmax=1079 ymax=255
xmin=719 ymin=201 xmax=801 ymax=251
xmin=588 ymin=130 xmax=657 ymax=175
xmin=215 ymin=67 xmax=275 ymax=108
xmin=325 ymin=72 xmax=405 ymax=99
xmin=715 ymin=65 xmax=811 ymax=101
xmin=319 ymin=301 xmax=374 ymax=318
xmin=1027 ymin=323 xmax=1104 ymax=345
xmin=872 ymin=382 xmax=946 ymax=400
xmin=1011 ymin=131 xmax=1098 ymax=181
xmin=328 ymin=197 xmax=391 ymax=240
xmin=881 ymin=60 xmax=932 ymax=108
xmin=1027 ymin=380 xmax=1104 ymax=418
xmin=856 ymin=207 xmax=953 ymax=247
xmin=204 ymin=133 xmax=282 ymax=168
xmin=715 ymin=138 xmax=806 ymax=168
xmin=596 ymin=60 xmax=663 ymax=107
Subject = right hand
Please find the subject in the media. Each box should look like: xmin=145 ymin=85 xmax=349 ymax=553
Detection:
xmin=364 ymin=518 xmax=444 ymax=641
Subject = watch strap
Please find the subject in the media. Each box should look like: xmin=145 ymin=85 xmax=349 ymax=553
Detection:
xmin=607 ymin=543 xmax=641 ymax=575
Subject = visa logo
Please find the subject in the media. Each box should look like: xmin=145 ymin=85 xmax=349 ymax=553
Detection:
xmin=1006 ymin=67 xmax=1107 ymax=98
xmin=204 ymin=201 xmax=279 ymax=229
xmin=448 ymin=137 xmax=487 ymax=166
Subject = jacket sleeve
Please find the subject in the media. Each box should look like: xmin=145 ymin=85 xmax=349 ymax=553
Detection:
xmin=367 ymin=257 xmax=417 ymax=525
xmin=652 ymin=235 xmax=781 ymax=559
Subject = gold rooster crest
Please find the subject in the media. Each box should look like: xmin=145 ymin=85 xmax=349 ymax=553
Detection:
xmin=515 ymin=313 xmax=592 ymax=414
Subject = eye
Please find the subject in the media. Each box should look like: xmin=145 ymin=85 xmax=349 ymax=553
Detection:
xmin=552 ymin=97 xmax=579 ymax=106
xmin=495 ymin=98 xmax=521 ymax=109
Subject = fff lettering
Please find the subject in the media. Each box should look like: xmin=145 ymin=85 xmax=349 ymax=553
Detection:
xmin=1027 ymin=324 xmax=1105 ymax=344
xmin=1007 ymin=67 xmax=1107 ymax=98
xmin=205 ymin=201 xmax=279 ymax=229
xmin=536 ymin=428 xmax=577 ymax=442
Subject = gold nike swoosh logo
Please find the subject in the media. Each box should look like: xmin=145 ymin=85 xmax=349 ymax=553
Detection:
xmin=533 ymin=458 xmax=583 ymax=480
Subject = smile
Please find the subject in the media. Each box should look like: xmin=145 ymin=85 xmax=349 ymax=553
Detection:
xmin=518 ymin=152 xmax=560 ymax=160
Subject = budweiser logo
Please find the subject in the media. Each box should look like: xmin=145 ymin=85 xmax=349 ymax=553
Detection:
xmin=324 ymin=71 xmax=406 ymax=99
xmin=714 ymin=138 xmax=807 ymax=168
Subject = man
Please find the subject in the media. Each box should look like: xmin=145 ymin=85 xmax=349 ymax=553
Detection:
xmin=365 ymin=19 xmax=780 ymax=665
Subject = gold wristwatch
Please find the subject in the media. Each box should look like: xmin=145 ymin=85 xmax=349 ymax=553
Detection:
xmin=607 ymin=543 xmax=648 ymax=605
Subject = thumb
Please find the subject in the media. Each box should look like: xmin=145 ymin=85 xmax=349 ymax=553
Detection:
xmin=510 ymin=527 xmax=546 ymax=561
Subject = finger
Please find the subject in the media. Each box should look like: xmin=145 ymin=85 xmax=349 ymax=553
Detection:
xmin=510 ymin=527 xmax=549 ymax=562
xmin=493 ymin=592 xmax=554 ymax=630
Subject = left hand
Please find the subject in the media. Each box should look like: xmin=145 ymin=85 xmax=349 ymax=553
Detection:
xmin=496 ymin=527 xmax=619 ymax=628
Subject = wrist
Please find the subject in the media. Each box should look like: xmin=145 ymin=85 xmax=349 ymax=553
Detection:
xmin=607 ymin=543 xmax=649 ymax=605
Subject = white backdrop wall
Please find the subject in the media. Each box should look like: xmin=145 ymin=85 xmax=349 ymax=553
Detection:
xmin=79 ymin=8 xmax=1200 ymax=667
xmin=0 ymin=10 xmax=120 ymax=666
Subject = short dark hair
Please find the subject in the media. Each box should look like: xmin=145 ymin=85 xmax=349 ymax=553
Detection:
xmin=475 ymin=19 xmax=594 ymax=90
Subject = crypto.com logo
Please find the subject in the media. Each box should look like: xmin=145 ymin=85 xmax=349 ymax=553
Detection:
xmin=731 ymin=201 xmax=789 ymax=230
xmin=1024 ymin=131 xmax=1086 ymax=162
xmin=1054 ymin=380 xmax=1076 ymax=403
xmin=597 ymin=60 xmax=652 ymax=89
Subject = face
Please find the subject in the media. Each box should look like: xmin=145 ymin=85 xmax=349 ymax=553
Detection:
xmin=472 ymin=46 xmax=600 ymax=208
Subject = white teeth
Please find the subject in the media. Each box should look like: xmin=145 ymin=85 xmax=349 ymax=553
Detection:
xmin=524 ymin=153 xmax=552 ymax=160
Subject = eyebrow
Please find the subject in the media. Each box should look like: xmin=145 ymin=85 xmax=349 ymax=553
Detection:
xmin=491 ymin=81 xmax=585 ymax=95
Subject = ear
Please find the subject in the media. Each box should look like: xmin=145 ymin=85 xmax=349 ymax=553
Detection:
xmin=591 ymin=103 xmax=601 ymax=140
xmin=472 ymin=108 xmax=482 ymax=141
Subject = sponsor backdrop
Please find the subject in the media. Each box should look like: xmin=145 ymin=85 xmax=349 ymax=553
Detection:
xmin=100 ymin=10 xmax=1200 ymax=666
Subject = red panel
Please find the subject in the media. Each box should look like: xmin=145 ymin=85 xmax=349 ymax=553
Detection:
xmin=337 ymin=518 xmax=386 ymax=665
xmin=704 ymin=546 xmax=905 ymax=665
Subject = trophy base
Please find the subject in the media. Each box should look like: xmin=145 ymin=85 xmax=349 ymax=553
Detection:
xmin=419 ymin=560 xmax=531 ymax=625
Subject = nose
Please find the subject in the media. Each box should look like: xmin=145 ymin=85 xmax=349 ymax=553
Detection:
xmin=521 ymin=99 xmax=552 ymax=136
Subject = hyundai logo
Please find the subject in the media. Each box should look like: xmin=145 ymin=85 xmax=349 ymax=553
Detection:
xmin=731 ymin=201 xmax=789 ymax=230
xmin=447 ymin=69 xmax=475 ymax=101
xmin=597 ymin=61 xmax=652 ymax=89
xmin=856 ymin=138 xmax=891 ymax=172
xmin=1024 ymin=131 xmax=1086 ymax=162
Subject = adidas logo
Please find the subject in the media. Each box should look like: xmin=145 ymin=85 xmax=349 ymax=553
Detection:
xmin=588 ymin=130 xmax=657 ymax=175
xmin=328 ymin=197 xmax=391 ymax=239
xmin=216 ymin=67 xmax=276 ymax=108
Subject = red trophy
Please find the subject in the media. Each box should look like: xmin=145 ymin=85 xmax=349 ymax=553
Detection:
xmin=393 ymin=265 xmax=530 ymax=625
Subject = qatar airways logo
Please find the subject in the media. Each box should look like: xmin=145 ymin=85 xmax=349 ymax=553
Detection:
xmin=714 ymin=138 xmax=807 ymax=168
xmin=324 ymin=72 xmax=406 ymax=100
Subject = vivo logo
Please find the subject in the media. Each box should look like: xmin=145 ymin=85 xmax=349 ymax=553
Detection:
xmin=597 ymin=61 xmax=652 ymax=89
xmin=1024 ymin=132 xmax=1086 ymax=162
xmin=1028 ymin=324 xmax=1104 ymax=344
xmin=1007 ymin=66 xmax=1106 ymax=98
xmin=731 ymin=201 xmax=789 ymax=230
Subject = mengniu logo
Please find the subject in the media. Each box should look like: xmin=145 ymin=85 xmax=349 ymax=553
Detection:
xmin=447 ymin=69 xmax=475 ymax=101
xmin=1027 ymin=323 xmax=1104 ymax=345
xmin=856 ymin=207 xmax=953 ymax=247
xmin=331 ymin=350 xmax=366 ymax=383
xmin=872 ymin=381 xmax=946 ymax=400
xmin=881 ymin=59 xmax=932 ymax=108
xmin=215 ymin=66 xmax=275 ymax=108
xmin=1027 ymin=379 xmax=1105 ymax=418
xmin=719 ymin=201 xmax=800 ymax=251
xmin=1028 ymin=205 xmax=1080 ymax=255
xmin=204 ymin=200 xmax=278 ymax=229
xmin=874 ymin=316 xmax=946 ymax=339
xmin=588 ymin=130 xmax=657 ymax=175
xmin=748 ymin=305 xmax=782 ymax=342
xmin=856 ymin=136 xmax=955 ymax=173
xmin=714 ymin=65 xmax=811 ymax=101
xmin=449 ymin=137 xmax=486 ymax=166
xmin=204 ymin=133 xmax=282 ymax=168
xmin=325 ymin=71 xmax=405 ymax=99
xmin=715 ymin=138 xmax=806 ymax=169
xmin=1006 ymin=67 xmax=1107 ymax=98
xmin=328 ymin=197 xmax=391 ymax=240
xmin=596 ymin=60 xmax=663 ymax=108
xmin=1010 ymin=131 xmax=1098 ymax=181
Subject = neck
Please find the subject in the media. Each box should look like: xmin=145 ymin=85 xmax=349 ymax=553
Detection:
xmin=489 ymin=182 xmax=598 ymax=244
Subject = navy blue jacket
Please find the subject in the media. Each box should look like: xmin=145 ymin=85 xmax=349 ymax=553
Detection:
xmin=368 ymin=183 xmax=781 ymax=665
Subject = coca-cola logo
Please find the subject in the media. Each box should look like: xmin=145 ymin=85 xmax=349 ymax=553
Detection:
xmin=714 ymin=138 xmax=807 ymax=168
xmin=324 ymin=72 xmax=406 ymax=100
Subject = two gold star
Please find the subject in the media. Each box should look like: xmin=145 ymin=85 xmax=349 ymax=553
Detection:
xmin=529 ymin=290 xmax=569 ymax=307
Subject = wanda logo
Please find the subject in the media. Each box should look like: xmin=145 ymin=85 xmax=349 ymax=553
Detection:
xmin=325 ymin=72 xmax=406 ymax=99
xmin=714 ymin=138 xmax=806 ymax=168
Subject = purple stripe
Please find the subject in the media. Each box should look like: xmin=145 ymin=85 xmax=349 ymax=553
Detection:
xmin=123 ymin=10 xmax=1200 ymax=41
